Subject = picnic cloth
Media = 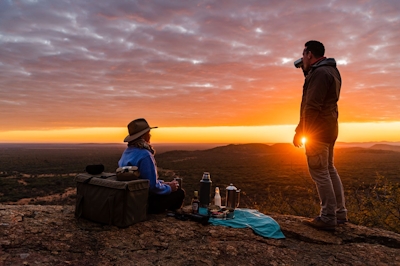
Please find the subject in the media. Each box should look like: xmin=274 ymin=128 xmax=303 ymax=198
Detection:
xmin=201 ymin=208 xmax=285 ymax=239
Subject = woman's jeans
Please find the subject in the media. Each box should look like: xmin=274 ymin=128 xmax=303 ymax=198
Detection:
xmin=148 ymin=188 xmax=186 ymax=214
xmin=305 ymin=140 xmax=347 ymax=224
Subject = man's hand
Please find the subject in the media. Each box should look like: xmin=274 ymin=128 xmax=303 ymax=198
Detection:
xmin=293 ymin=133 xmax=303 ymax=148
xmin=301 ymin=65 xmax=309 ymax=77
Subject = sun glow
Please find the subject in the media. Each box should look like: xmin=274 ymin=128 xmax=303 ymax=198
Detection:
xmin=0 ymin=122 xmax=400 ymax=144
xmin=301 ymin=137 xmax=307 ymax=145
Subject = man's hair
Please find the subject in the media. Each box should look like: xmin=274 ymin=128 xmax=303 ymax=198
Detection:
xmin=305 ymin=40 xmax=325 ymax=58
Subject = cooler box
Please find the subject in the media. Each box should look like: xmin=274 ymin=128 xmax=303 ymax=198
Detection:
xmin=75 ymin=173 xmax=149 ymax=227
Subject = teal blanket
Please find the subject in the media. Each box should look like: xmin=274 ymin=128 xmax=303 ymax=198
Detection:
xmin=203 ymin=208 xmax=285 ymax=239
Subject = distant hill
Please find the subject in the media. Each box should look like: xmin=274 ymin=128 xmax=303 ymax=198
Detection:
xmin=336 ymin=141 xmax=400 ymax=148
xmin=206 ymin=143 xmax=296 ymax=154
xmin=157 ymin=142 xmax=400 ymax=155
xmin=369 ymin=144 xmax=400 ymax=152
xmin=159 ymin=142 xmax=400 ymax=157
xmin=338 ymin=144 xmax=400 ymax=154
xmin=156 ymin=142 xmax=400 ymax=156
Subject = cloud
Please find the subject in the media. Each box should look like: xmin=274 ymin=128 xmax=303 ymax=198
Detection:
xmin=0 ymin=0 xmax=399 ymax=131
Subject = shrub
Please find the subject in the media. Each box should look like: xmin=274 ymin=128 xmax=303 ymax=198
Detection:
xmin=347 ymin=174 xmax=400 ymax=233
xmin=252 ymin=174 xmax=400 ymax=234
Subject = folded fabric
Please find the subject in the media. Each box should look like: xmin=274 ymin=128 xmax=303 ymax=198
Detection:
xmin=208 ymin=208 xmax=285 ymax=239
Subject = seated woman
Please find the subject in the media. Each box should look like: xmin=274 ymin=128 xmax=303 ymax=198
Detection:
xmin=118 ymin=118 xmax=185 ymax=214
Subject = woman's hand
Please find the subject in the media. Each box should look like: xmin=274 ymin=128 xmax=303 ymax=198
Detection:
xmin=166 ymin=180 xmax=179 ymax=192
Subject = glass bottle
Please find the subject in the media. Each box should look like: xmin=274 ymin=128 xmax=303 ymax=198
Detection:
xmin=192 ymin=191 xmax=200 ymax=214
xmin=214 ymin=187 xmax=221 ymax=207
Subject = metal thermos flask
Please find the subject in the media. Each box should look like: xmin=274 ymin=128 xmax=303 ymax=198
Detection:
xmin=225 ymin=183 xmax=241 ymax=209
xmin=199 ymin=172 xmax=212 ymax=207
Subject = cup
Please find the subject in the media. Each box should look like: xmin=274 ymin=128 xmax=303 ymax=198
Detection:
xmin=174 ymin=177 xmax=182 ymax=189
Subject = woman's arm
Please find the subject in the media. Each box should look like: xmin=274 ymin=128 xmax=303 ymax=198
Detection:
xmin=139 ymin=155 xmax=171 ymax=195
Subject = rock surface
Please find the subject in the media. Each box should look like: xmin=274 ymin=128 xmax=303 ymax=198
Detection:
xmin=1 ymin=204 xmax=400 ymax=266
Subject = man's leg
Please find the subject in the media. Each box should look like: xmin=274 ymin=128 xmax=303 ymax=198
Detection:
xmin=306 ymin=141 xmax=337 ymax=225
xmin=328 ymin=142 xmax=347 ymax=221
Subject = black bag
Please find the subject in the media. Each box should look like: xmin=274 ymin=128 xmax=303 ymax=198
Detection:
xmin=85 ymin=164 xmax=105 ymax=175
xmin=75 ymin=173 xmax=149 ymax=227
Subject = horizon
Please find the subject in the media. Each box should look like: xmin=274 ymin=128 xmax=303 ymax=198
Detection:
xmin=1 ymin=1 xmax=400 ymax=143
xmin=1 ymin=122 xmax=400 ymax=144
xmin=2 ymin=140 xmax=400 ymax=148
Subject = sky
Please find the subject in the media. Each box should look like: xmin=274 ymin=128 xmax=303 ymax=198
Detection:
xmin=1 ymin=0 xmax=400 ymax=143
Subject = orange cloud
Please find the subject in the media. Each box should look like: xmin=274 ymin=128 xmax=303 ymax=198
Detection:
xmin=0 ymin=0 xmax=399 ymax=141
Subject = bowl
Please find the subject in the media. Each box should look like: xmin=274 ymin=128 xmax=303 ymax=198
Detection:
xmin=208 ymin=206 xmax=235 ymax=220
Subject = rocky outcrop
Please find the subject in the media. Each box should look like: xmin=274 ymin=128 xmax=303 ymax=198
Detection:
xmin=1 ymin=204 xmax=399 ymax=266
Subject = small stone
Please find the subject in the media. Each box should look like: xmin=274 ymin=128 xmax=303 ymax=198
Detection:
xmin=19 ymin=253 xmax=29 ymax=259
xmin=225 ymin=245 xmax=238 ymax=256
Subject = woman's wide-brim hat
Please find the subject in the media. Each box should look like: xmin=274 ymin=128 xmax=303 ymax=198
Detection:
xmin=124 ymin=118 xmax=158 ymax=142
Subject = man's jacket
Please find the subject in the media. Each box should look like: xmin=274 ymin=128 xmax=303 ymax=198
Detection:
xmin=295 ymin=58 xmax=342 ymax=143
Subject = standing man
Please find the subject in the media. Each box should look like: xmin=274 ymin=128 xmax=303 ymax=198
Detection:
xmin=293 ymin=40 xmax=348 ymax=230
